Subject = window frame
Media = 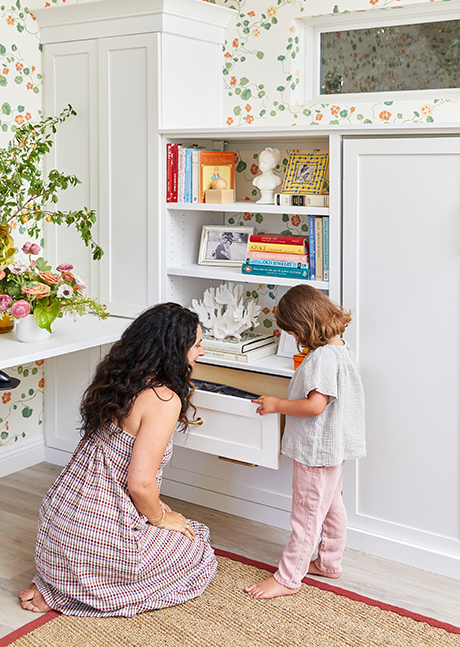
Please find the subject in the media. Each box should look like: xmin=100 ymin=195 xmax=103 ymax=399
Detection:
xmin=298 ymin=1 xmax=460 ymax=104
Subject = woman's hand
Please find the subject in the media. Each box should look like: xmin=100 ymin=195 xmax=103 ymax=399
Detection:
xmin=158 ymin=511 xmax=196 ymax=541
xmin=252 ymin=396 xmax=280 ymax=415
xmin=159 ymin=498 xmax=172 ymax=513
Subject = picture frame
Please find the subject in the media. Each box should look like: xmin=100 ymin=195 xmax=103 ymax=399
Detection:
xmin=281 ymin=151 xmax=329 ymax=195
xmin=276 ymin=330 xmax=300 ymax=358
xmin=198 ymin=225 xmax=255 ymax=267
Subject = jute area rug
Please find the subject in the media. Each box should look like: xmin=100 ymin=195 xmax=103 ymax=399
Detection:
xmin=2 ymin=549 xmax=459 ymax=647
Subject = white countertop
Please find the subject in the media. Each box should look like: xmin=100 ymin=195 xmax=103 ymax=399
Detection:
xmin=0 ymin=314 xmax=132 ymax=369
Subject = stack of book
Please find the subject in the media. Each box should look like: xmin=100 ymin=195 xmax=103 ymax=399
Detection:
xmin=166 ymin=143 xmax=236 ymax=204
xmin=274 ymin=193 xmax=329 ymax=207
xmin=201 ymin=330 xmax=279 ymax=363
xmin=241 ymin=234 xmax=310 ymax=280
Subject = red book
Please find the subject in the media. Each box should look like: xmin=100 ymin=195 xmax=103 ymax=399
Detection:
xmin=166 ymin=143 xmax=178 ymax=202
xmin=249 ymin=234 xmax=307 ymax=246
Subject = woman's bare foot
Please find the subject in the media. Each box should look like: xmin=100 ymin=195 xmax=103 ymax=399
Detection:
xmin=244 ymin=576 xmax=300 ymax=599
xmin=18 ymin=583 xmax=51 ymax=613
xmin=308 ymin=560 xmax=341 ymax=579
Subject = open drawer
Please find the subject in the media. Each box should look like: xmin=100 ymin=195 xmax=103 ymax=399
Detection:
xmin=174 ymin=388 xmax=281 ymax=469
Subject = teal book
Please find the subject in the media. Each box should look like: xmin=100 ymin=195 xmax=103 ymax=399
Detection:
xmin=242 ymin=263 xmax=310 ymax=279
xmin=245 ymin=258 xmax=309 ymax=270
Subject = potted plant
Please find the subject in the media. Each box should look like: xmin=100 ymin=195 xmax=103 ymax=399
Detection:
xmin=0 ymin=241 xmax=108 ymax=341
xmin=0 ymin=104 xmax=104 ymax=333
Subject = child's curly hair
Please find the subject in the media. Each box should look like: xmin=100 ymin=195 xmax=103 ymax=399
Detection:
xmin=276 ymin=285 xmax=352 ymax=351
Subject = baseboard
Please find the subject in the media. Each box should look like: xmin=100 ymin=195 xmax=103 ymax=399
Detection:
xmin=43 ymin=445 xmax=72 ymax=467
xmin=0 ymin=436 xmax=45 ymax=478
xmin=347 ymin=527 xmax=460 ymax=581
xmin=161 ymin=477 xmax=292 ymax=530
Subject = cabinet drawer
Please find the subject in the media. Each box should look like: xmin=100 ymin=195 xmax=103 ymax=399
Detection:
xmin=174 ymin=389 xmax=280 ymax=469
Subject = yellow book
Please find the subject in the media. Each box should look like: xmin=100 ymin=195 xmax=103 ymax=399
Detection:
xmin=248 ymin=242 xmax=306 ymax=255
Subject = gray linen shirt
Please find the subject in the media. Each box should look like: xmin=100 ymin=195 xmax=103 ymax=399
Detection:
xmin=282 ymin=340 xmax=366 ymax=467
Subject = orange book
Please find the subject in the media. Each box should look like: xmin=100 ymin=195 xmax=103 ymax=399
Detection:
xmin=199 ymin=151 xmax=236 ymax=203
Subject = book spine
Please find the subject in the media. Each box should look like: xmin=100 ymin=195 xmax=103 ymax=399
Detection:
xmin=192 ymin=149 xmax=200 ymax=204
xmin=242 ymin=263 xmax=310 ymax=279
xmin=250 ymin=234 xmax=307 ymax=246
xmin=183 ymin=149 xmax=193 ymax=203
xmin=274 ymin=193 xmax=329 ymax=207
xmin=246 ymin=250 xmax=309 ymax=264
xmin=245 ymin=258 xmax=309 ymax=270
xmin=308 ymin=215 xmax=316 ymax=281
xmin=177 ymin=146 xmax=186 ymax=203
xmin=203 ymin=349 xmax=249 ymax=362
xmin=248 ymin=242 xmax=306 ymax=255
xmin=323 ymin=216 xmax=329 ymax=281
xmin=315 ymin=216 xmax=323 ymax=282
xmin=166 ymin=144 xmax=174 ymax=202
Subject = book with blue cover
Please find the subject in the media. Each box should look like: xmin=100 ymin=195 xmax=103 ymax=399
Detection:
xmin=242 ymin=263 xmax=310 ymax=279
xmin=308 ymin=215 xmax=316 ymax=281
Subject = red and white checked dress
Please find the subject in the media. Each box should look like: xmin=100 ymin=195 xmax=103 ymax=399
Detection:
xmin=33 ymin=423 xmax=217 ymax=617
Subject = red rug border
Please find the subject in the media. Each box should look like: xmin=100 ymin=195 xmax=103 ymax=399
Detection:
xmin=214 ymin=548 xmax=460 ymax=636
xmin=1 ymin=551 xmax=458 ymax=646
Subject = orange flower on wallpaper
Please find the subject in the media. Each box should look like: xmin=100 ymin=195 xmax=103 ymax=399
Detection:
xmin=245 ymin=104 xmax=252 ymax=112
xmin=224 ymin=52 xmax=232 ymax=59
xmin=247 ymin=11 xmax=255 ymax=17
xmin=273 ymin=329 xmax=281 ymax=338
xmin=2 ymin=392 xmax=11 ymax=404
xmin=315 ymin=114 xmax=323 ymax=121
xmin=252 ymin=28 xmax=260 ymax=38
xmin=263 ymin=307 xmax=270 ymax=314
xmin=379 ymin=110 xmax=391 ymax=121
xmin=230 ymin=76 xmax=237 ymax=86
xmin=3 ymin=68 xmax=9 ymax=75
xmin=250 ymin=163 xmax=258 ymax=175
xmin=27 ymin=83 xmax=34 ymax=90
xmin=6 ymin=15 xmax=14 ymax=25
xmin=243 ymin=213 xmax=252 ymax=221
xmin=232 ymin=39 xmax=239 ymax=48
xmin=330 ymin=106 xmax=340 ymax=116
xmin=421 ymin=104 xmax=434 ymax=116
xmin=16 ymin=63 xmax=23 ymax=72
xmin=226 ymin=117 xmax=234 ymax=125
xmin=35 ymin=360 xmax=44 ymax=366
xmin=38 ymin=378 xmax=45 ymax=389
xmin=246 ymin=115 xmax=254 ymax=124
xmin=15 ymin=115 xmax=24 ymax=125
xmin=267 ymin=6 xmax=277 ymax=17
xmin=291 ymin=215 xmax=301 ymax=227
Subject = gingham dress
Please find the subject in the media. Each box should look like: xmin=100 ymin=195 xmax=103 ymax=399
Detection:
xmin=33 ymin=423 xmax=217 ymax=617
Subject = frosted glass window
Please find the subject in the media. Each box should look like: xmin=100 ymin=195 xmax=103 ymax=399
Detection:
xmin=320 ymin=20 xmax=460 ymax=94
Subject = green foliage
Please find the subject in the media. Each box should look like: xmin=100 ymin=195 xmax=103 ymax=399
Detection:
xmin=0 ymin=105 xmax=103 ymax=261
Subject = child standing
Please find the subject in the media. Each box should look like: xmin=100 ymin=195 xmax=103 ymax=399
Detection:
xmin=245 ymin=285 xmax=366 ymax=600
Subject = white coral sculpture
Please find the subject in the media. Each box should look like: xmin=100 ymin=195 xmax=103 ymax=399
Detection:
xmin=190 ymin=283 xmax=261 ymax=339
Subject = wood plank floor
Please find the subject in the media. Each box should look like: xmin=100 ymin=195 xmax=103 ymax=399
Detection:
xmin=0 ymin=462 xmax=459 ymax=639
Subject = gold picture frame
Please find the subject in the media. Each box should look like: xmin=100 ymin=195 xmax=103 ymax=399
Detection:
xmin=281 ymin=151 xmax=329 ymax=195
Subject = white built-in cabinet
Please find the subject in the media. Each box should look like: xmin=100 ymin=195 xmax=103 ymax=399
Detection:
xmin=30 ymin=0 xmax=460 ymax=582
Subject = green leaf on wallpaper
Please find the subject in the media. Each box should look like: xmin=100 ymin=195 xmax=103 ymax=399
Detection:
xmin=282 ymin=214 xmax=289 ymax=222
xmin=0 ymin=76 xmax=7 ymax=87
xmin=1 ymin=432 xmax=8 ymax=440
xmin=228 ymin=217 xmax=235 ymax=224
xmin=259 ymin=109 xmax=266 ymax=116
xmin=263 ymin=319 xmax=273 ymax=328
xmin=236 ymin=160 xmax=247 ymax=172
xmin=233 ymin=106 xmax=241 ymax=115
xmin=277 ymin=86 xmax=285 ymax=92
xmin=426 ymin=116 xmax=434 ymax=123
xmin=256 ymin=51 xmax=264 ymax=60
xmin=240 ymin=77 xmax=249 ymax=86
xmin=2 ymin=102 xmax=11 ymax=115
xmin=278 ymin=55 xmax=285 ymax=61
xmin=264 ymin=23 xmax=271 ymax=30
xmin=241 ymin=89 xmax=251 ymax=100
xmin=252 ymin=291 xmax=258 ymax=299
xmin=16 ymin=24 xmax=24 ymax=33
xmin=269 ymin=292 xmax=276 ymax=300
xmin=333 ymin=5 xmax=339 ymax=13
xmin=255 ymin=213 xmax=263 ymax=224
xmin=384 ymin=101 xmax=393 ymax=106
xmin=22 ymin=407 xmax=33 ymax=418
xmin=29 ymin=389 xmax=34 ymax=396
xmin=258 ymin=91 xmax=265 ymax=98
xmin=0 ymin=44 xmax=6 ymax=55
xmin=414 ymin=111 xmax=420 ymax=117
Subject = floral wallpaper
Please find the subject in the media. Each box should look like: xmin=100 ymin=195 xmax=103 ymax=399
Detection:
xmin=0 ymin=0 xmax=458 ymax=452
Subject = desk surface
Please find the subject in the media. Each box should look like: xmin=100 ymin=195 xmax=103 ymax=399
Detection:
xmin=0 ymin=315 xmax=132 ymax=369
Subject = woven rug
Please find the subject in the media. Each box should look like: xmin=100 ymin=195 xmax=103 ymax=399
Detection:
xmin=2 ymin=549 xmax=459 ymax=647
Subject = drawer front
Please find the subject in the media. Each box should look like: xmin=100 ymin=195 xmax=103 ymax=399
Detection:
xmin=174 ymin=389 xmax=280 ymax=469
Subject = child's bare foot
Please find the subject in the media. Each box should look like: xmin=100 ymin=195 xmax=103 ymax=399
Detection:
xmin=18 ymin=583 xmax=51 ymax=613
xmin=244 ymin=576 xmax=300 ymax=599
xmin=308 ymin=560 xmax=341 ymax=579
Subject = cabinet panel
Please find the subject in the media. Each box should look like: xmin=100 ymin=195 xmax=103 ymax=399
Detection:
xmin=174 ymin=389 xmax=280 ymax=469
xmin=343 ymin=137 xmax=460 ymax=575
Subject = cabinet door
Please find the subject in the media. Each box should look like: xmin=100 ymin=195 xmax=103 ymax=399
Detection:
xmin=343 ymin=137 xmax=460 ymax=577
xmin=44 ymin=348 xmax=101 ymax=453
xmin=98 ymin=34 xmax=160 ymax=318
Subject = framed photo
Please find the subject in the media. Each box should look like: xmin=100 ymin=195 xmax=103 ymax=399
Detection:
xmin=281 ymin=151 xmax=329 ymax=195
xmin=276 ymin=330 xmax=300 ymax=358
xmin=198 ymin=225 xmax=255 ymax=267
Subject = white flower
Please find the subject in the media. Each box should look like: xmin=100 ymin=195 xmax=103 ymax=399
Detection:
xmin=57 ymin=284 xmax=74 ymax=299
xmin=8 ymin=261 xmax=29 ymax=274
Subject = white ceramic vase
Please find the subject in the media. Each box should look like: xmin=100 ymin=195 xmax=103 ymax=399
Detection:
xmin=16 ymin=314 xmax=51 ymax=343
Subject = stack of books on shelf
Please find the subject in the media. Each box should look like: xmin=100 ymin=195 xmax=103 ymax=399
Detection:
xmin=201 ymin=331 xmax=279 ymax=363
xmin=242 ymin=234 xmax=310 ymax=280
xmin=308 ymin=215 xmax=329 ymax=282
xmin=274 ymin=193 xmax=329 ymax=207
xmin=166 ymin=143 xmax=236 ymax=204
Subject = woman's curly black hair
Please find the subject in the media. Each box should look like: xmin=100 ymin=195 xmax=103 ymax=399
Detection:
xmin=79 ymin=302 xmax=200 ymax=438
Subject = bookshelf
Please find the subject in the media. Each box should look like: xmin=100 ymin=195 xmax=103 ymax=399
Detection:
xmin=160 ymin=127 xmax=341 ymax=378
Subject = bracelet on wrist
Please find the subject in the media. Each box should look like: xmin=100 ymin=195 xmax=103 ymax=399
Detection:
xmin=148 ymin=508 xmax=166 ymax=526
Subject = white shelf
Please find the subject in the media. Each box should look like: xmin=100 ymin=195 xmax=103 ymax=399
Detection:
xmin=0 ymin=314 xmax=132 ymax=370
xmin=197 ymin=352 xmax=295 ymax=378
xmin=167 ymin=263 xmax=328 ymax=290
xmin=166 ymin=201 xmax=329 ymax=216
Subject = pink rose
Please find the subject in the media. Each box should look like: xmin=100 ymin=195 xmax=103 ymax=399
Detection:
xmin=56 ymin=263 xmax=74 ymax=272
xmin=22 ymin=242 xmax=41 ymax=255
xmin=11 ymin=299 xmax=31 ymax=318
xmin=0 ymin=294 xmax=12 ymax=312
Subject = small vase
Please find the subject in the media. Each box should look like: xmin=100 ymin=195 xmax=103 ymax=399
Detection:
xmin=16 ymin=315 xmax=51 ymax=343
xmin=0 ymin=312 xmax=14 ymax=334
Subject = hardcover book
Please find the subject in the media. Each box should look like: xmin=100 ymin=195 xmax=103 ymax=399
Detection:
xmin=315 ymin=216 xmax=323 ymax=282
xmin=166 ymin=143 xmax=178 ymax=203
xmin=281 ymin=152 xmax=329 ymax=195
xmin=246 ymin=258 xmax=309 ymax=270
xmin=202 ymin=341 xmax=279 ymax=363
xmin=247 ymin=250 xmax=309 ymax=264
xmin=242 ymin=263 xmax=310 ymax=279
xmin=308 ymin=215 xmax=316 ymax=281
xmin=248 ymin=241 xmax=306 ymax=255
xmin=274 ymin=193 xmax=329 ymax=207
xmin=202 ymin=330 xmax=276 ymax=353
xmin=199 ymin=151 xmax=236 ymax=203
xmin=250 ymin=234 xmax=307 ymax=246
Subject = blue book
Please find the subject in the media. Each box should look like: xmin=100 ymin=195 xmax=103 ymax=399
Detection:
xmin=242 ymin=263 xmax=310 ymax=279
xmin=308 ymin=215 xmax=316 ymax=281
xmin=246 ymin=258 xmax=309 ymax=270
xmin=184 ymin=148 xmax=194 ymax=203
xmin=323 ymin=216 xmax=329 ymax=281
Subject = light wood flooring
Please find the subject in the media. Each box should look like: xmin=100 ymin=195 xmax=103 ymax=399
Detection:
xmin=0 ymin=462 xmax=459 ymax=639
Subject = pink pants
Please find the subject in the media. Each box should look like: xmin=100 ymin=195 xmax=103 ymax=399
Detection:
xmin=274 ymin=460 xmax=346 ymax=589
